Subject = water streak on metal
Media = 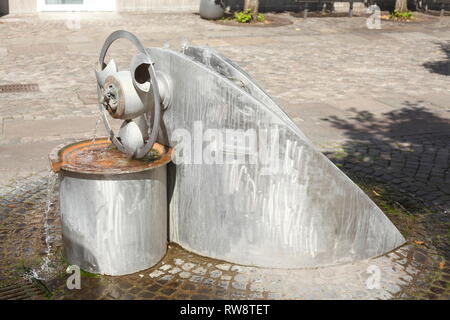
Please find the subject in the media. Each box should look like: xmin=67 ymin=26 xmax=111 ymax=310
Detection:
xmin=59 ymin=169 xmax=168 ymax=276
xmin=148 ymin=46 xmax=405 ymax=268
xmin=50 ymin=140 xmax=171 ymax=275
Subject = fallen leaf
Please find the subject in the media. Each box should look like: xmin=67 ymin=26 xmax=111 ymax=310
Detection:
xmin=372 ymin=190 xmax=381 ymax=197
xmin=439 ymin=262 xmax=445 ymax=269
xmin=6 ymin=204 xmax=15 ymax=208
xmin=414 ymin=240 xmax=424 ymax=245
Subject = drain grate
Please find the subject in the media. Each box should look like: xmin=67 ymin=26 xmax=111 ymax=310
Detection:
xmin=0 ymin=279 xmax=48 ymax=300
xmin=0 ymin=83 xmax=39 ymax=93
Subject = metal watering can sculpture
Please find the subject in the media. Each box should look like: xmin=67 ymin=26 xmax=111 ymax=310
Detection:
xmin=50 ymin=31 xmax=405 ymax=276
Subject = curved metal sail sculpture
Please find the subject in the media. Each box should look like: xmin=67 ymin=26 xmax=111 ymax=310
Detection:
xmin=96 ymin=31 xmax=405 ymax=269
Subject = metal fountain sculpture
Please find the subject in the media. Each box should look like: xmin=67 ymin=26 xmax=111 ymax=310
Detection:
xmin=50 ymin=30 xmax=405 ymax=276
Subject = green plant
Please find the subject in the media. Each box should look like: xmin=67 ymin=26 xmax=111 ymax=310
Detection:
xmin=256 ymin=13 xmax=265 ymax=22
xmin=142 ymin=148 xmax=161 ymax=163
xmin=80 ymin=268 xmax=100 ymax=278
xmin=233 ymin=9 xmax=265 ymax=23
xmin=390 ymin=10 xmax=413 ymax=20
xmin=234 ymin=9 xmax=253 ymax=23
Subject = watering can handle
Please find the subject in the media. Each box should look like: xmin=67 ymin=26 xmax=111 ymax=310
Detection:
xmin=97 ymin=30 xmax=161 ymax=159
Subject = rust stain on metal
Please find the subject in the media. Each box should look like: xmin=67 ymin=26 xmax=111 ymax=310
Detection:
xmin=49 ymin=138 xmax=172 ymax=175
xmin=0 ymin=83 xmax=39 ymax=93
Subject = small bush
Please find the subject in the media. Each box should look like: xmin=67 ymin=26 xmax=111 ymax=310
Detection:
xmin=234 ymin=9 xmax=253 ymax=23
xmin=256 ymin=13 xmax=265 ymax=22
xmin=390 ymin=10 xmax=414 ymax=20
xmin=233 ymin=9 xmax=265 ymax=23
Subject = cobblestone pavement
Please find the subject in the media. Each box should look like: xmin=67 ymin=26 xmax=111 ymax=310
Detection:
xmin=0 ymin=11 xmax=449 ymax=299
xmin=0 ymin=172 xmax=447 ymax=300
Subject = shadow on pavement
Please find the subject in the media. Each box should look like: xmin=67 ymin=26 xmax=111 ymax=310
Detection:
xmin=423 ymin=41 xmax=450 ymax=76
xmin=323 ymin=103 xmax=450 ymax=261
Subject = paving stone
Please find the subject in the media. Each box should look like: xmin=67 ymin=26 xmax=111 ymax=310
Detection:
xmin=174 ymin=259 xmax=185 ymax=266
xmin=159 ymin=264 xmax=172 ymax=271
xmin=231 ymin=281 xmax=247 ymax=290
xmin=149 ymin=270 xmax=164 ymax=278
xmin=140 ymin=291 xmax=155 ymax=299
xmin=168 ymin=267 xmax=182 ymax=275
xmin=189 ymin=275 xmax=204 ymax=283
xmin=182 ymin=263 xmax=196 ymax=271
xmin=215 ymin=264 xmax=231 ymax=271
xmin=160 ymin=275 xmax=174 ymax=281
xmin=179 ymin=272 xmax=191 ymax=279
xmin=210 ymin=270 xmax=222 ymax=278
xmin=192 ymin=266 xmax=207 ymax=275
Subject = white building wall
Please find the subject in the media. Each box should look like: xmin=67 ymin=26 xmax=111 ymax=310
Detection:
xmin=0 ymin=0 xmax=199 ymax=14
xmin=116 ymin=0 xmax=198 ymax=12
xmin=36 ymin=0 xmax=116 ymax=11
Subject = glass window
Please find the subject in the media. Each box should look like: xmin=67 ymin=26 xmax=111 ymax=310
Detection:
xmin=45 ymin=0 xmax=83 ymax=4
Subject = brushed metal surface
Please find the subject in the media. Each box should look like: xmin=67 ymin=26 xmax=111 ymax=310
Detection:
xmin=96 ymin=30 xmax=162 ymax=159
xmin=183 ymin=45 xmax=303 ymax=137
xmin=59 ymin=168 xmax=167 ymax=276
xmin=147 ymin=47 xmax=405 ymax=268
xmin=199 ymin=0 xmax=225 ymax=20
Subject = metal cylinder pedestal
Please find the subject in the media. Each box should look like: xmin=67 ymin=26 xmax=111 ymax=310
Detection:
xmin=50 ymin=139 xmax=172 ymax=276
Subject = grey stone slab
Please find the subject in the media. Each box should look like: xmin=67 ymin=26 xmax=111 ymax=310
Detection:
xmin=374 ymin=94 xmax=432 ymax=109
xmin=416 ymin=92 xmax=450 ymax=109
xmin=383 ymin=31 xmax=440 ymax=42
xmin=7 ymin=43 xmax=68 ymax=56
xmin=330 ymin=97 xmax=397 ymax=115
xmin=0 ymin=140 xmax=66 ymax=183
xmin=0 ymin=47 xmax=7 ymax=58
xmin=279 ymin=101 xmax=351 ymax=145
xmin=3 ymin=117 xmax=99 ymax=140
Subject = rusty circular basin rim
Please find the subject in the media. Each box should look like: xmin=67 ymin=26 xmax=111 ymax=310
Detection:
xmin=49 ymin=138 xmax=172 ymax=175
